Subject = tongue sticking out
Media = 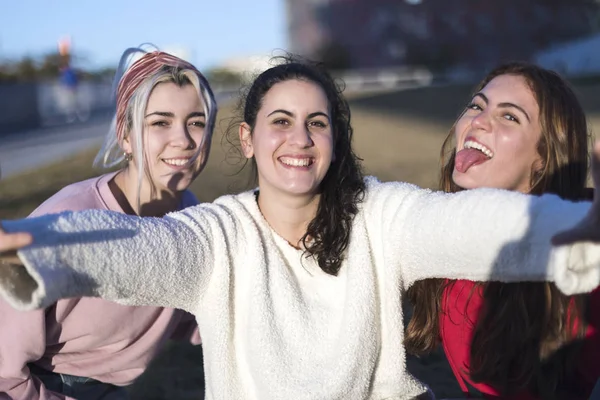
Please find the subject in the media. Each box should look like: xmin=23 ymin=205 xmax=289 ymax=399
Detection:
xmin=455 ymin=148 xmax=489 ymax=173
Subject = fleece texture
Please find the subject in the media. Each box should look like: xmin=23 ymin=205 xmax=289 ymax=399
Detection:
xmin=2 ymin=177 xmax=600 ymax=400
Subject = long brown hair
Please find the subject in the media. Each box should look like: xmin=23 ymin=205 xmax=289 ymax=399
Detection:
xmin=405 ymin=62 xmax=591 ymax=397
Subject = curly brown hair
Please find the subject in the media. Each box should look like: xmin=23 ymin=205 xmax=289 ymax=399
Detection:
xmin=225 ymin=55 xmax=365 ymax=275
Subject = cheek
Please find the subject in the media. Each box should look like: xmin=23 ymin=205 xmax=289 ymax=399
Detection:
xmin=452 ymin=120 xmax=468 ymax=145
xmin=324 ymin=136 xmax=335 ymax=159
xmin=496 ymin=131 xmax=538 ymax=161
xmin=191 ymin=129 xmax=206 ymax=145
xmin=145 ymin=134 xmax=169 ymax=159
xmin=253 ymin=132 xmax=283 ymax=157
xmin=315 ymin=131 xmax=335 ymax=153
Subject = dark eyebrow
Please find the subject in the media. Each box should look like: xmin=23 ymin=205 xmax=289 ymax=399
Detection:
xmin=308 ymin=111 xmax=330 ymax=120
xmin=145 ymin=111 xmax=174 ymax=118
xmin=473 ymin=92 xmax=488 ymax=104
xmin=145 ymin=111 xmax=206 ymax=119
xmin=498 ymin=102 xmax=531 ymax=122
xmin=267 ymin=109 xmax=294 ymax=117
xmin=267 ymin=109 xmax=329 ymax=120
xmin=187 ymin=111 xmax=206 ymax=119
xmin=473 ymin=93 xmax=530 ymax=122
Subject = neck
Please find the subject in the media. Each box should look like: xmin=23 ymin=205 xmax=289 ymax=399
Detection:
xmin=114 ymin=167 xmax=183 ymax=217
xmin=257 ymin=186 xmax=320 ymax=249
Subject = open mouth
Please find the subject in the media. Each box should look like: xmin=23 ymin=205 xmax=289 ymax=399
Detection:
xmin=278 ymin=156 xmax=315 ymax=168
xmin=162 ymin=158 xmax=191 ymax=167
xmin=463 ymin=140 xmax=494 ymax=158
xmin=455 ymin=140 xmax=494 ymax=173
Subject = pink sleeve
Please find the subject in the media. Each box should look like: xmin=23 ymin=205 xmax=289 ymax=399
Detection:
xmin=0 ymin=300 xmax=72 ymax=400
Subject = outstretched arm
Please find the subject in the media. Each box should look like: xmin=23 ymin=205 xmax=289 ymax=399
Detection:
xmin=0 ymin=205 xmax=226 ymax=313
xmin=400 ymin=186 xmax=597 ymax=293
xmin=367 ymin=179 xmax=600 ymax=295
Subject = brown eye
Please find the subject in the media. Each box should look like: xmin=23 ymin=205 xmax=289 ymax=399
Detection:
xmin=189 ymin=121 xmax=206 ymax=128
xmin=466 ymin=103 xmax=482 ymax=112
xmin=308 ymin=121 xmax=327 ymax=130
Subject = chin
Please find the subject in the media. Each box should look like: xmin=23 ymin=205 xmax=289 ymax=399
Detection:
xmin=452 ymin=171 xmax=480 ymax=190
xmin=282 ymin=183 xmax=320 ymax=196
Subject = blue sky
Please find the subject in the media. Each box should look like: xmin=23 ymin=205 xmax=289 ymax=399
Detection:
xmin=0 ymin=0 xmax=288 ymax=70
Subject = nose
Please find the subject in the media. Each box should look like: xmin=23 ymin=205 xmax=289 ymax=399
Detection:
xmin=289 ymin=123 xmax=314 ymax=148
xmin=471 ymin=109 xmax=492 ymax=132
xmin=171 ymin=123 xmax=197 ymax=150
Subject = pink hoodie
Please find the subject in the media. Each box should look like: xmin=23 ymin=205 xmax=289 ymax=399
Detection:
xmin=0 ymin=172 xmax=201 ymax=400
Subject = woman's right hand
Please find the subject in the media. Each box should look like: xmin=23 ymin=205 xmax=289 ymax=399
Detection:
xmin=0 ymin=223 xmax=32 ymax=263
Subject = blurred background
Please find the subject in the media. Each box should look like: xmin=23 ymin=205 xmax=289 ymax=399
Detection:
xmin=2 ymin=0 xmax=600 ymax=398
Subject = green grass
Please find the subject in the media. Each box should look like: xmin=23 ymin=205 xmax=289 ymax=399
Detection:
xmin=0 ymin=148 xmax=105 ymax=219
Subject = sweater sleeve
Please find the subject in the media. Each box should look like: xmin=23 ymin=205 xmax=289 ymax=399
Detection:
xmin=367 ymin=179 xmax=600 ymax=295
xmin=0 ymin=300 xmax=72 ymax=400
xmin=0 ymin=202 xmax=235 ymax=314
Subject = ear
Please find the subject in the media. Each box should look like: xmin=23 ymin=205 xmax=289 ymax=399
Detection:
xmin=532 ymin=154 xmax=544 ymax=174
xmin=121 ymin=132 xmax=133 ymax=155
xmin=530 ymin=155 xmax=545 ymax=189
xmin=239 ymin=122 xmax=254 ymax=159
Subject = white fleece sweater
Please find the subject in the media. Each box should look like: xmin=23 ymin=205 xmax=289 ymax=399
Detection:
xmin=2 ymin=177 xmax=600 ymax=400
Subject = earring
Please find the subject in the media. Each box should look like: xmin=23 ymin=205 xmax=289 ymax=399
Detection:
xmin=124 ymin=152 xmax=133 ymax=162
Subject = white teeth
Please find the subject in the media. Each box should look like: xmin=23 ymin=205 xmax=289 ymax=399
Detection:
xmin=464 ymin=140 xmax=494 ymax=158
xmin=280 ymin=157 xmax=312 ymax=167
xmin=163 ymin=158 xmax=190 ymax=166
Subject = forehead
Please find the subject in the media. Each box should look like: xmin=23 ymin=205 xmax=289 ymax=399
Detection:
xmin=146 ymin=81 xmax=204 ymax=110
xmin=480 ymin=74 xmax=538 ymax=110
xmin=260 ymin=79 xmax=329 ymax=113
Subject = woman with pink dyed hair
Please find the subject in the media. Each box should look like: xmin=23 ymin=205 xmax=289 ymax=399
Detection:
xmin=0 ymin=46 xmax=217 ymax=400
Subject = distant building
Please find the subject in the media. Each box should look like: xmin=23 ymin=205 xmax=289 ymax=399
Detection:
xmin=286 ymin=0 xmax=600 ymax=70
xmin=535 ymin=32 xmax=600 ymax=76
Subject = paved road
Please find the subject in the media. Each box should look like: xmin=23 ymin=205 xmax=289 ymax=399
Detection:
xmin=0 ymin=117 xmax=111 ymax=179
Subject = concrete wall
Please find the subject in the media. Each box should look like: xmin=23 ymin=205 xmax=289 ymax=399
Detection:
xmin=37 ymin=81 xmax=114 ymax=125
xmin=0 ymin=83 xmax=41 ymax=135
xmin=0 ymin=81 xmax=113 ymax=137
xmin=535 ymin=33 xmax=600 ymax=77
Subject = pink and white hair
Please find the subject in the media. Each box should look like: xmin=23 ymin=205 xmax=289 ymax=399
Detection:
xmin=94 ymin=45 xmax=217 ymax=208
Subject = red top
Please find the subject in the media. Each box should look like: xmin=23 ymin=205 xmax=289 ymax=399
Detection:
xmin=440 ymin=279 xmax=600 ymax=399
